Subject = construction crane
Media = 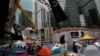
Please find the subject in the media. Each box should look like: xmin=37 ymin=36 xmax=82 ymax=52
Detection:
xmin=14 ymin=0 xmax=36 ymax=31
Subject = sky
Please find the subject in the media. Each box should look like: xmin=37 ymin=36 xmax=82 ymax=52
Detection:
xmin=15 ymin=0 xmax=35 ymax=23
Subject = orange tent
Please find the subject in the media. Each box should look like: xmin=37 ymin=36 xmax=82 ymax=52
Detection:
xmin=79 ymin=35 xmax=95 ymax=40
xmin=37 ymin=47 xmax=52 ymax=56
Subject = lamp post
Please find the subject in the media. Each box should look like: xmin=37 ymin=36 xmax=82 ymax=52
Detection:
xmin=47 ymin=10 xmax=52 ymax=43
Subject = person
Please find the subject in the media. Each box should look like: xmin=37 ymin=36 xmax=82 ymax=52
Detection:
xmin=67 ymin=41 xmax=73 ymax=51
xmin=73 ymin=41 xmax=78 ymax=53
xmin=27 ymin=44 xmax=34 ymax=55
xmin=33 ymin=42 xmax=41 ymax=55
xmin=60 ymin=35 xmax=65 ymax=44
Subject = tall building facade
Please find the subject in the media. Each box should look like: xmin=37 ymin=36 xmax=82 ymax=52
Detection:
xmin=34 ymin=1 xmax=51 ymax=41
xmin=63 ymin=0 xmax=82 ymax=27
xmin=81 ymin=0 xmax=100 ymax=28
xmin=19 ymin=10 xmax=32 ymax=27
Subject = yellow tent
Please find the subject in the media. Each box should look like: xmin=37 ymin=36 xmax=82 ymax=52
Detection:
xmin=79 ymin=35 xmax=95 ymax=40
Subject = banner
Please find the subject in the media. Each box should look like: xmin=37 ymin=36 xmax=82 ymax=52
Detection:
xmin=35 ymin=0 xmax=51 ymax=11
xmin=48 ymin=0 xmax=68 ymax=23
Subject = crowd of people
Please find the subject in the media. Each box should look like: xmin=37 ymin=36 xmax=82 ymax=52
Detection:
xmin=0 ymin=38 xmax=100 ymax=56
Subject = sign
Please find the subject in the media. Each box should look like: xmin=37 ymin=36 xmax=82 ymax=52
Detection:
xmin=48 ymin=0 xmax=68 ymax=23
xmin=32 ymin=34 xmax=39 ymax=39
xmin=35 ymin=0 xmax=51 ymax=11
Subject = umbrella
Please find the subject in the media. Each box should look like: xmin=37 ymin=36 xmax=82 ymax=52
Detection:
xmin=45 ymin=44 xmax=52 ymax=49
xmin=52 ymin=47 xmax=61 ymax=55
xmin=83 ymin=45 xmax=100 ymax=56
xmin=52 ymin=46 xmax=59 ymax=51
xmin=25 ymin=40 xmax=33 ymax=45
xmin=14 ymin=40 xmax=27 ymax=48
xmin=37 ymin=47 xmax=52 ymax=56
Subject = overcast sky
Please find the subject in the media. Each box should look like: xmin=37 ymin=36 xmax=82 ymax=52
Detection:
xmin=15 ymin=0 xmax=35 ymax=23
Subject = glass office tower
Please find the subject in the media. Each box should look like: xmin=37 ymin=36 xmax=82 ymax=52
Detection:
xmin=81 ymin=0 xmax=100 ymax=28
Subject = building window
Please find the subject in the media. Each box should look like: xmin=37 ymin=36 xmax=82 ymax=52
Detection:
xmin=70 ymin=32 xmax=79 ymax=38
xmin=41 ymin=35 xmax=45 ymax=41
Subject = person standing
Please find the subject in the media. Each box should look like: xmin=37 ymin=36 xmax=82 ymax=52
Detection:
xmin=73 ymin=41 xmax=78 ymax=53
xmin=60 ymin=35 xmax=65 ymax=54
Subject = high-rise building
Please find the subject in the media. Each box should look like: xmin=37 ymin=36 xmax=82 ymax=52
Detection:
xmin=63 ymin=0 xmax=81 ymax=27
xmin=34 ymin=1 xmax=51 ymax=41
xmin=19 ymin=10 xmax=32 ymax=27
xmin=81 ymin=0 xmax=100 ymax=28
xmin=16 ymin=0 xmax=35 ymax=26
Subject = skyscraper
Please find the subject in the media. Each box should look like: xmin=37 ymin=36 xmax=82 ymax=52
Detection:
xmin=19 ymin=10 xmax=32 ymax=27
xmin=16 ymin=0 xmax=35 ymax=26
xmin=80 ymin=0 xmax=100 ymax=28
xmin=34 ymin=1 xmax=50 ymax=41
xmin=64 ymin=0 xmax=81 ymax=27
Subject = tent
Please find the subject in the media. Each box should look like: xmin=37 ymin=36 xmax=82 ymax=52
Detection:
xmin=79 ymin=35 xmax=95 ymax=40
xmin=37 ymin=47 xmax=52 ymax=56
xmin=83 ymin=45 xmax=100 ymax=56
xmin=52 ymin=46 xmax=61 ymax=55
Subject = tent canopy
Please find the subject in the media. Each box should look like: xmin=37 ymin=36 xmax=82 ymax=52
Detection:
xmin=83 ymin=45 xmax=100 ymax=56
xmin=79 ymin=35 xmax=95 ymax=40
